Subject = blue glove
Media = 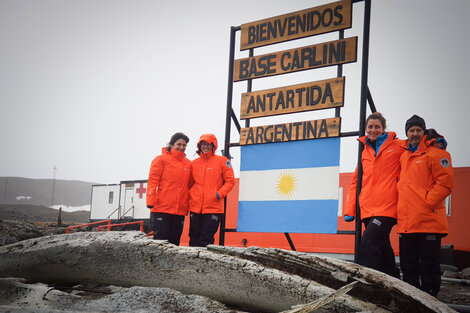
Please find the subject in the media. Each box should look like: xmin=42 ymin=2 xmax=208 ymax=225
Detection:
xmin=436 ymin=138 xmax=447 ymax=149
xmin=344 ymin=215 xmax=354 ymax=222
xmin=216 ymin=192 xmax=220 ymax=200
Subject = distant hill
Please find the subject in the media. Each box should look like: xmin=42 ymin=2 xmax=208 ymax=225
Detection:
xmin=0 ymin=177 xmax=97 ymax=207
xmin=0 ymin=204 xmax=90 ymax=224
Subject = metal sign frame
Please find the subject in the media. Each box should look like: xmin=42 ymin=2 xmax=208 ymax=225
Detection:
xmin=222 ymin=0 xmax=375 ymax=261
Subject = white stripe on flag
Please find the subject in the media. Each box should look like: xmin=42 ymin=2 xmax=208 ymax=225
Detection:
xmin=239 ymin=166 xmax=339 ymax=201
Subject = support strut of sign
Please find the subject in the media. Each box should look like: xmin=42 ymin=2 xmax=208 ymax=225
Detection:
xmin=353 ymin=0 xmax=372 ymax=263
xmin=222 ymin=0 xmax=375 ymax=261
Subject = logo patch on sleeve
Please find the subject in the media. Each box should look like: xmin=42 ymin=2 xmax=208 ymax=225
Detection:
xmin=440 ymin=158 xmax=450 ymax=168
xmin=225 ymin=160 xmax=232 ymax=168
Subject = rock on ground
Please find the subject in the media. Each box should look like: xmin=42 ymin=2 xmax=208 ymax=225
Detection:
xmin=0 ymin=277 xmax=245 ymax=313
xmin=0 ymin=231 xmax=458 ymax=313
xmin=0 ymin=219 xmax=43 ymax=246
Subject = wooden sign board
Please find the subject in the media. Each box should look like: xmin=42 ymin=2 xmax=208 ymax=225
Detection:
xmin=234 ymin=37 xmax=357 ymax=82
xmin=240 ymin=77 xmax=344 ymax=119
xmin=240 ymin=0 xmax=352 ymax=51
xmin=240 ymin=117 xmax=340 ymax=145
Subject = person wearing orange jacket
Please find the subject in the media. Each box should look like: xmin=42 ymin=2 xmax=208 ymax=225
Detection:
xmin=344 ymin=113 xmax=446 ymax=277
xmin=344 ymin=112 xmax=402 ymax=277
xmin=397 ymin=115 xmax=454 ymax=297
xmin=189 ymin=134 xmax=235 ymax=247
xmin=146 ymin=132 xmax=191 ymax=246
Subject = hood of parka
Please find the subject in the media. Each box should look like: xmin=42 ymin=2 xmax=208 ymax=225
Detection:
xmin=197 ymin=134 xmax=218 ymax=155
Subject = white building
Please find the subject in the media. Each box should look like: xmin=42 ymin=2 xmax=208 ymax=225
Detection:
xmin=90 ymin=180 xmax=149 ymax=223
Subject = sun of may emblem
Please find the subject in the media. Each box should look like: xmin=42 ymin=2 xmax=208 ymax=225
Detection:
xmin=275 ymin=170 xmax=298 ymax=199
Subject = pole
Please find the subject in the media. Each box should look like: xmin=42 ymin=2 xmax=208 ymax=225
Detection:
xmin=354 ymin=0 xmax=372 ymax=262
xmin=50 ymin=165 xmax=57 ymax=209
xmin=284 ymin=233 xmax=296 ymax=251
xmin=367 ymin=86 xmax=377 ymax=113
xmin=245 ymin=48 xmax=253 ymax=128
xmin=220 ymin=26 xmax=239 ymax=246
xmin=335 ymin=29 xmax=344 ymax=118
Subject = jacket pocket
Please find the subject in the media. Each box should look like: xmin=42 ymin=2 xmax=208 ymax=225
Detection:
xmin=205 ymin=188 xmax=221 ymax=206
xmin=155 ymin=188 xmax=171 ymax=208
xmin=408 ymin=186 xmax=430 ymax=212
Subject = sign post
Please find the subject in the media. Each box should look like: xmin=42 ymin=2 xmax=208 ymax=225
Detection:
xmin=222 ymin=0 xmax=374 ymax=255
xmin=354 ymin=0 xmax=372 ymax=262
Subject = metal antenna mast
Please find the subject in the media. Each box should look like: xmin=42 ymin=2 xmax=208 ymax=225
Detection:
xmin=50 ymin=165 xmax=56 ymax=208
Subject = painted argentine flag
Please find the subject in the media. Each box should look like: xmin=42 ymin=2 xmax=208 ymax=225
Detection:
xmin=238 ymin=138 xmax=340 ymax=233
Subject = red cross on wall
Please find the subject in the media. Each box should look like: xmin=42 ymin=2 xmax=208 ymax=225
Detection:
xmin=136 ymin=183 xmax=146 ymax=199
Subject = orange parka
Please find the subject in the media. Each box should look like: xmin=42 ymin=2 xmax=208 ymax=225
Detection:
xmin=397 ymin=135 xmax=454 ymax=235
xmin=189 ymin=134 xmax=235 ymax=214
xmin=146 ymin=148 xmax=191 ymax=215
xmin=345 ymin=132 xmax=405 ymax=219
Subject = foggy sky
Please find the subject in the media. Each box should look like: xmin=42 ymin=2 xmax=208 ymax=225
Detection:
xmin=0 ymin=0 xmax=469 ymax=183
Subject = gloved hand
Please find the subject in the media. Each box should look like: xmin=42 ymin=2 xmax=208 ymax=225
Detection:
xmin=216 ymin=192 xmax=220 ymax=200
xmin=436 ymin=138 xmax=447 ymax=149
xmin=147 ymin=205 xmax=153 ymax=209
xmin=344 ymin=215 xmax=354 ymax=222
xmin=427 ymin=128 xmax=447 ymax=149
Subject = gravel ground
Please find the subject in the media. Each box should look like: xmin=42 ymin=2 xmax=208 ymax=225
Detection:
xmin=438 ymin=280 xmax=470 ymax=306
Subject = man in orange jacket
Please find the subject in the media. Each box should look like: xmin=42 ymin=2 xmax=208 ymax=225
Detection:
xmin=189 ymin=134 xmax=235 ymax=247
xmin=397 ymin=115 xmax=454 ymax=297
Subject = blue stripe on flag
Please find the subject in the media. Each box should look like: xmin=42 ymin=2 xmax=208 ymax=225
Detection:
xmin=240 ymin=138 xmax=340 ymax=171
xmin=237 ymin=200 xmax=338 ymax=233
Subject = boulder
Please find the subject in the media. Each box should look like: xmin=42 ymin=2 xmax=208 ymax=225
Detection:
xmin=0 ymin=231 xmax=457 ymax=313
xmin=0 ymin=277 xmax=244 ymax=313
xmin=0 ymin=219 xmax=43 ymax=246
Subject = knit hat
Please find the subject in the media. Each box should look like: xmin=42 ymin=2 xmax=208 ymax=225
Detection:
xmin=405 ymin=114 xmax=426 ymax=133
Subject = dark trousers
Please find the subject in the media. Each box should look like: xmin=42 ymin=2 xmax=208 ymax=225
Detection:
xmin=357 ymin=216 xmax=399 ymax=278
xmin=189 ymin=212 xmax=223 ymax=247
xmin=151 ymin=212 xmax=185 ymax=246
xmin=399 ymin=233 xmax=442 ymax=297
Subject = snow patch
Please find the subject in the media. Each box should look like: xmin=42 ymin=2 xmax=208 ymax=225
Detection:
xmin=51 ymin=204 xmax=90 ymax=212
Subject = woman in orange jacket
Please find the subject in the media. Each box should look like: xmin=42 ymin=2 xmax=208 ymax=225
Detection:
xmin=146 ymin=132 xmax=191 ymax=245
xmin=344 ymin=112 xmax=402 ymax=277
xmin=189 ymin=134 xmax=235 ymax=247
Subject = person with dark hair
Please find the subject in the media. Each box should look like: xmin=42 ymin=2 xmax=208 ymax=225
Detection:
xmin=188 ymin=134 xmax=235 ymax=247
xmin=344 ymin=112 xmax=402 ymax=277
xmin=146 ymin=132 xmax=191 ymax=245
xmin=397 ymin=115 xmax=454 ymax=297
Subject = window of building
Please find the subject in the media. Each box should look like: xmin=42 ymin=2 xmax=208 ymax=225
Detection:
xmin=108 ymin=191 xmax=114 ymax=204
xmin=337 ymin=187 xmax=343 ymax=217
xmin=445 ymin=194 xmax=452 ymax=216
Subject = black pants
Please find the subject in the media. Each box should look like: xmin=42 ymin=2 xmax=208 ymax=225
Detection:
xmin=357 ymin=216 xmax=399 ymax=278
xmin=399 ymin=233 xmax=442 ymax=297
xmin=189 ymin=213 xmax=223 ymax=247
xmin=151 ymin=212 xmax=185 ymax=246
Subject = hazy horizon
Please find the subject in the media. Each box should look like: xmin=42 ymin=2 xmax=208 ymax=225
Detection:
xmin=1 ymin=0 xmax=469 ymax=184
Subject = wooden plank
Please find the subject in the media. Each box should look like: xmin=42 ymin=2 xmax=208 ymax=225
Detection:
xmin=240 ymin=77 xmax=344 ymax=119
xmin=239 ymin=117 xmax=341 ymax=145
xmin=234 ymin=37 xmax=357 ymax=82
xmin=240 ymin=0 xmax=352 ymax=51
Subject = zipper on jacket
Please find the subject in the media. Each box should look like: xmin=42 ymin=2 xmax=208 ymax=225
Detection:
xmin=199 ymin=158 xmax=207 ymax=214
xmin=176 ymin=162 xmax=183 ymax=213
